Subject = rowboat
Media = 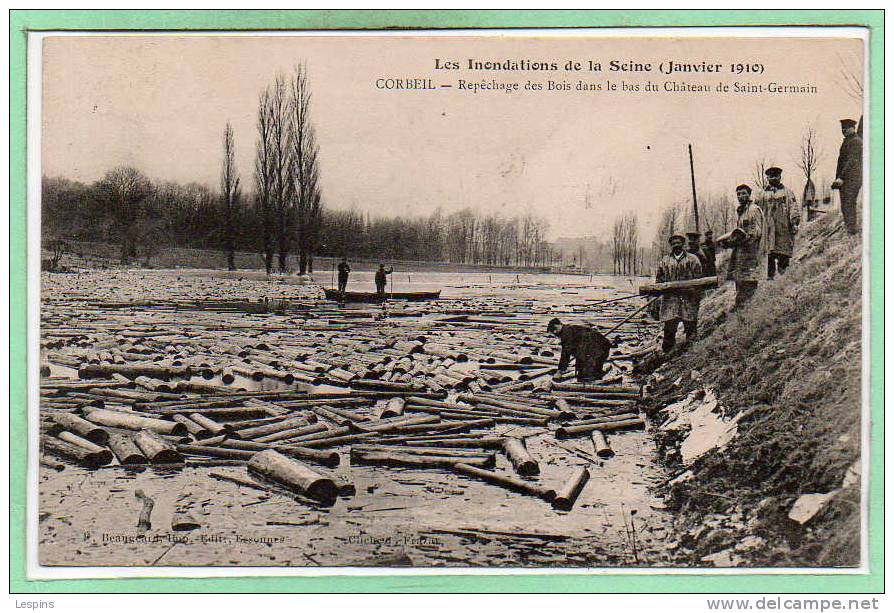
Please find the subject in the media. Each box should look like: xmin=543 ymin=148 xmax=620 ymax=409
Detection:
xmin=323 ymin=289 xmax=441 ymax=303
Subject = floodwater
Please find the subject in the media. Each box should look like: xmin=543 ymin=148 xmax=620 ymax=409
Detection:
xmin=38 ymin=268 xmax=678 ymax=568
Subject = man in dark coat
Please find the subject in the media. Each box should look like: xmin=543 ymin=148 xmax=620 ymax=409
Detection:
xmin=374 ymin=263 xmax=393 ymax=296
xmin=832 ymin=118 xmax=863 ymax=234
xmin=686 ymin=231 xmax=708 ymax=275
xmin=337 ymin=258 xmax=351 ymax=296
xmin=701 ymin=230 xmax=717 ymax=277
xmin=547 ymin=318 xmax=611 ymax=382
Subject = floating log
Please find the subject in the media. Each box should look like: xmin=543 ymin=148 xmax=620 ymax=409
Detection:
xmin=172 ymin=414 xmax=212 ymax=439
xmin=378 ymin=397 xmax=405 ymax=419
xmin=350 ymin=448 xmax=495 ymax=469
xmin=78 ymin=363 xmax=192 ymax=380
xmin=51 ymin=412 xmax=109 ymax=444
xmin=41 ymin=435 xmax=113 ymax=467
xmin=236 ymin=415 xmax=314 ymax=440
xmin=188 ymin=412 xmax=230 ymax=436
xmin=254 ymin=422 xmax=328 ymax=444
xmin=502 ymin=438 xmax=540 ymax=476
xmin=176 ymin=444 xmax=254 ymax=460
xmin=107 ymin=432 xmax=147 ymax=464
xmin=591 ymin=430 xmax=614 ymax=458
xmin=134 ymin=429 xmax=184 ymax=463
xmin=553 ymin=467 xmax=590 ymax=510
xmin=556 ymin=417 xmax=645 ymax=439
xmin=220 ymin=439 xmax=340 ymax=468
xmin=83 ymin=408 xmax=187 ymax=436
xmin=40 ymin=457 xmax=65 ymax=471
xmin=247 ymin=449 xmax=338 ymax=503
xmin=638 ymin=275 xmax=718 ymax=295
xmin=550 ymin=383 xmax=640 ymax=394
xmin=452 ymin=463 xmax=556 ymax=501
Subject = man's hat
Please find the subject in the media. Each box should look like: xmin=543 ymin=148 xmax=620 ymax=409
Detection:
xmin=736 ymin=183 xmax=752 ymax=193
xmin=547 ymin=317 xmax=562 ymax=332
xmin=686 ymin=231 xmax=701 ymax=240
xmin=669 ymin=233 xmax=686 ymax=244
xmin=840 ymin=118 xmax=857 ymax=128
xmin=765 ymin=166 xmax=783 ymax=176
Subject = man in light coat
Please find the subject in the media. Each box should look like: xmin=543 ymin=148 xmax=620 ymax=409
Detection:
xmin=756 ymin=167 xmax=799 ymax=279
xmin=718 ymin=184 xmax=766 ymax=308
xmin=656 ymin=233 xmax=703 ymax=352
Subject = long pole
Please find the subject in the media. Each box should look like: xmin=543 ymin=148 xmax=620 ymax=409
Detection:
xmin=603 ymin=297 xmax=660 ymax=336
xmin=688 ymin=144 xmax=700 ymax=232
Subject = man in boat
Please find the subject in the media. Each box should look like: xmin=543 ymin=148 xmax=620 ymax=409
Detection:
xmin=547 ymin=318 xmax=611 ymax=382
xmin=755 ymin=166 xmax=799 ymax=279
xmin=718 ymin=184 xmax=766 ymax=309
xmin=336 ymin=258 xmax=351 ymax=297
xmin=701 ymin=230 xmax=717 ymax=277
xmin=656 ymin=233 xmax=703 ymax=352
xmin=832 ymin=118 xmax=863 ymax=235
xmin=374 ymin=263 xmax=394 ymax=297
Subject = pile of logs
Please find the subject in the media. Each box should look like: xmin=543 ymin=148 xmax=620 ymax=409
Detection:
xmin=39 ymin=271 xmax=657 ymax=513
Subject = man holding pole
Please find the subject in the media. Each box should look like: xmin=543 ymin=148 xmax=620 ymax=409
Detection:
xmin=718 ymin=184 xmax=766 ymax=308
xmin=337 ymin=257 xmax=351 ymax=297
xmin=374 ymin=263 xmax=393 ymax=298
xmin=756 ymin=167 xmax=799 ymax=279
xmin=832 ymin=118 xmax=862 ymax=235
xmin=547 ymin=318 xmax=611 ymax=382
xmin=656 ymin=233 xmax=703 ymax=352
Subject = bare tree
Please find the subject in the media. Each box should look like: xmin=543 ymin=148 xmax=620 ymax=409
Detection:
xmin=752 ymin=156 xmax=771 ymax=192
xmin=797 ymin=127 xmax=823 ymax=211
xmin=255 ymin=86 xmax=276 ymax=274
xmin=288 ymin=64 xmax=324 ymax=275
xmin=268 ymin=74 xmax=293 ymax=273
xmin=97 ymin=166 xmax=153 ymax=264
xmin=221 ymin=122 xmax=241 ymax=271
xmin=611 ymin=217 xmax=624 ymax=275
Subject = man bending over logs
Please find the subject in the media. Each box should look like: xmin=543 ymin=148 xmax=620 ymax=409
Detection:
xmin=547 ymin=318 xmax=611 ymax=382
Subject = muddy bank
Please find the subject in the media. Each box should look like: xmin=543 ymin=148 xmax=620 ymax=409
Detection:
xmin=639 ymin=212 xmax=862 ymax=567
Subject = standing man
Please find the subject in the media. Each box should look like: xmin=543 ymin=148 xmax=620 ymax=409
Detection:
xmin=547 ymin=318 xmax=612 ymax=382
xmin=756 ymin=167 xmax=799 ymax=279
xmin=719 ymin=184 xmax=766 ymax=308
xmin=656 ymin=233 xmax=703 ymax=352
xmin=701 ymin=230 xmax=717 ymax=277
xmin=832 ymin=118 xmax=863 ymax=235
xmin=337 ymin=257 xmax=351 ymax=297
xmin=686 ymin=231 xmax=709 ymax=275
xmin=374 ymin=263 xmax=393 ymax=298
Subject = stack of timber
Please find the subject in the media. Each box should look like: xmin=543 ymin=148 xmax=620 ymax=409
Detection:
xmin=39 ymin=270 xmax=659 ymax=512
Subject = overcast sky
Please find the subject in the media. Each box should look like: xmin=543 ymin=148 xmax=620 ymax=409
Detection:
xmin=41 ymin=33 xmax=864 ymax=240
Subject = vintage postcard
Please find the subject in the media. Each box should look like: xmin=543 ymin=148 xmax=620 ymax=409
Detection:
xmin=26 ymin=25 xmax=871 ymax=580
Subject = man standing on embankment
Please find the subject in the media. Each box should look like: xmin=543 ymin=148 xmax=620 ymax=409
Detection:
xmin=656 ymin=233 xmax=703 ymax=352
xmin=337 ymin=258 xmax=351 ymax=297
xmin=832 ymin=118 xmax=863 ymax=235
xmin=756 ymin=167 xmax=799 ymax=279
xmin=719 ymin=184 xmax=766 ymax=309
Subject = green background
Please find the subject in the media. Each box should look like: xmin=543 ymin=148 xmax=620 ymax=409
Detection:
xmin=9 ymin=9 xmax=884 ymax=593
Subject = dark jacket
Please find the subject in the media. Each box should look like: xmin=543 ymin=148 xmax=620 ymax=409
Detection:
xmin=701 ymin=240 xmax=717 ymax=277
xmin=337 ymin=262 xmax=351 ymax=280
xmin=836 ymin=133 xmax=863 ymax=186
xmin=557 ymin=324 xmax=611 ymax=371
xmin=375 ymin=267 xmax=392 ymax=288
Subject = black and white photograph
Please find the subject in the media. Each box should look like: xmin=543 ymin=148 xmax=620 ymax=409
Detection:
xmin=31 ymin=30 xmax=867 ymax=573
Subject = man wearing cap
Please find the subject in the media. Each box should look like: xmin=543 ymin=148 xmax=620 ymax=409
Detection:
xmin=718 ymin=184 xmax=766 ymax=308
xmin=701 ymin=230 xmax=717 ymax=277
xmin=547 ymin=318 xmax=611 ymax=382
xmin=686 ymin=231 xmax=709 ymax=275
xmin=832 ymin=118 xmax=863 ymax=234
xmin=655 ymin=233 xmax=703 ymax=352
xmin=756 ymin=167 xmax=799 ymax=279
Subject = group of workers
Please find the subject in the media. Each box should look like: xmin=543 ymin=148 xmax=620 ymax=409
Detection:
xmin=549 ymin=118 xmax=863 ymax=381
